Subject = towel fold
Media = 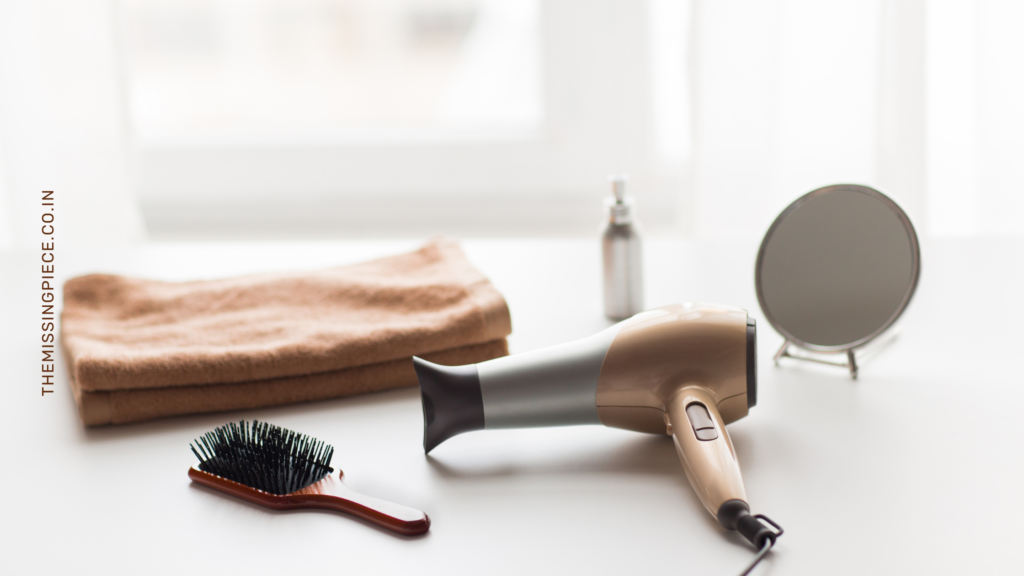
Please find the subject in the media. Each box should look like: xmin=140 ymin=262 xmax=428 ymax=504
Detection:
xmin=61 ymin=239 xmax=511 ymax=426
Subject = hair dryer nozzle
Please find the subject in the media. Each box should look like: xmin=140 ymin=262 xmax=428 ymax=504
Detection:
xmin=413 ymin=357 xmax=485 ymax=453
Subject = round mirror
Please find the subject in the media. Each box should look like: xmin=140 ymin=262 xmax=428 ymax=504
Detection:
xmin=755 ymin=184 xmax=920 ymax=356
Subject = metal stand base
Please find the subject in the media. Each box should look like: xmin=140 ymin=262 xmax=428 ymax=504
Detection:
xmin=774 ymin=342 xmax=858 ymax=379
xmin=772 ymin=329 xmax=900 ymax=380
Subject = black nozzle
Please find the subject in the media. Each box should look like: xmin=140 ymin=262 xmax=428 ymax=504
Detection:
xmin=717 ymin=499 xmax=782 ymax=550
xmin=746 ymin=316 xmax=757 ymax=409
xmin=413 ymin=357 xmax=485 ymax=453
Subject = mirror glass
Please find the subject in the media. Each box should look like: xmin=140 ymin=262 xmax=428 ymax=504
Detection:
xmin=756 ymin=185 xmax=920 ymax=350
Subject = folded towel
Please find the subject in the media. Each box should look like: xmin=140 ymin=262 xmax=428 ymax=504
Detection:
xmin=61 ymin=239 xmax=511 ymax=425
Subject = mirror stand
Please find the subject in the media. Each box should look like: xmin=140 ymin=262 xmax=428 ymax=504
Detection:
xmin=773 ymin=329 xmax=901 ymax=380
xmin=773 ymin=343 xmax=859 ymax=379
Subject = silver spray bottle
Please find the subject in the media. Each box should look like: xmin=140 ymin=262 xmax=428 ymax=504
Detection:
xmin=602 ymin=174 xmax=643 ymax=319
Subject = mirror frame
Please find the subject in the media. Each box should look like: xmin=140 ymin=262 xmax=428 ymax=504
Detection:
xmin=755 ymin=184 xmax=921 ymax=354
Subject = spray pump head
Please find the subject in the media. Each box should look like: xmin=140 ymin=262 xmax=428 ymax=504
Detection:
xmin=605 ymin=173 xmax=635 ymax=224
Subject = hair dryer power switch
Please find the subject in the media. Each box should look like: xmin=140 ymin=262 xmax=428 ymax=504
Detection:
xmin=685 ymin=403 xmax=719 ymax=441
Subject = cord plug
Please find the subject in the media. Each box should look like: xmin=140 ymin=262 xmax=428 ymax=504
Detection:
xmin=737 ymin=513 xmax=783 ymax=549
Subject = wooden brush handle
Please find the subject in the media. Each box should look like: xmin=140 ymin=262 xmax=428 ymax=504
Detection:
xmin=287 ymin=472 xmax=430 ymax=535
xmin=189 ymin=467 xmax=431 ymax=536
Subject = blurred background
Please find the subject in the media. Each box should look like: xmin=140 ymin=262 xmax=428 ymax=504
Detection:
xmin=0 ymin=0 xmax=1021 ymax=248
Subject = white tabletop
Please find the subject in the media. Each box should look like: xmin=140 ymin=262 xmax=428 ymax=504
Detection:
xmin=2 ymin=238 xmax=1021 ymax=575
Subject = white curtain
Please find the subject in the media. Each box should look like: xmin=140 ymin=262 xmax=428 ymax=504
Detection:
xmin=926 ymin=0 xmax=1024 ymax=236
xmin=0 ymin=0 xmax=145 ymax=251
xmin=685 ymin=0 xmax=1023 ymax=239
xmin=0 ymin=0 xmax=1020 ymax=246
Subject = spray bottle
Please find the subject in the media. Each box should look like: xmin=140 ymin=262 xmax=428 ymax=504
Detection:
xmin=602 ymin=174 xmax=644 ymax=319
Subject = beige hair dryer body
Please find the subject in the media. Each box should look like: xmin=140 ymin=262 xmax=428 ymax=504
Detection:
xmin=414 ymin=303 xmax=780 ymax=550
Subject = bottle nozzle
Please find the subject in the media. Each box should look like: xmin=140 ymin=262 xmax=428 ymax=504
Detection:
xmin=608 ymin=173 xmax=629 ymax=203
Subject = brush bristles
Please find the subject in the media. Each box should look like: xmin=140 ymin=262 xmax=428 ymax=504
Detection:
xmin=190 ymin=420 xmax=335 ymax=495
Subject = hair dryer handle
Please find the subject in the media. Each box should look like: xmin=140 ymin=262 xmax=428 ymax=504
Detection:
xmin=667 ymin=388 xmax=748 ymax=523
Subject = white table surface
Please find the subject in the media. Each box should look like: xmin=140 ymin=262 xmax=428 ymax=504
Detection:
xmin=1 ymin=237 xmax=1022 ymax=575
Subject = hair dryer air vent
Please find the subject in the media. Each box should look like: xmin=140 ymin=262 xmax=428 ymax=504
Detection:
xmin=747 ymin=316 xmax=757 ymax=408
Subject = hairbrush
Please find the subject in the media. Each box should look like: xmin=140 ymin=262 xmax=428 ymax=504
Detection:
xmin=188 ymin=420 xmax=430 ymax=536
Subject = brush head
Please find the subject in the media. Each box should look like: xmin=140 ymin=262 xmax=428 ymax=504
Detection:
xmin=190 ymin=420 xmax=335 ymax=495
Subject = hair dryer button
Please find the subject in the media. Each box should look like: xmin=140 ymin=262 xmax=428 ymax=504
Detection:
xmin=694 ymin=428 xmax=719 ymax=441
xmin=685 ymin=403 xmax=719 ymax=441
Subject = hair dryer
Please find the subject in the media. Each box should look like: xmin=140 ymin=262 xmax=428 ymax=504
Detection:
xmin=413 ymin=303 xmax=781 ymax=554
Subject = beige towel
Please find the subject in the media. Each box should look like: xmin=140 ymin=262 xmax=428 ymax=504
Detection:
xmin=61 ymin=239 xmax=511 ymax=425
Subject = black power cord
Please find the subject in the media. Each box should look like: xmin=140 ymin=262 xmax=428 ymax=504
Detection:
xmin=735 ymin=514 xmax=783 ymax=576
xmin=738 ymin=537 xmax=773 ymax=576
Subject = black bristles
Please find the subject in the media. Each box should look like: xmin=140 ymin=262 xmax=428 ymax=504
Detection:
xmin=189 ymin=420 xmax=335 ymax=495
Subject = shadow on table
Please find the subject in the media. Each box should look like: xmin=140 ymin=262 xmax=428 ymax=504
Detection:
xmin=426 ymin=433 xmax=682 ymax=479
xmin=424 ymin=423 xmax=766 ymax=481
xmin=425 ymin=425 xmax=779 ymax=560
xmin=73 ymin=386 xmax=420 ymax=442
xmin=185 ymin=480 xmax=431 ymax=541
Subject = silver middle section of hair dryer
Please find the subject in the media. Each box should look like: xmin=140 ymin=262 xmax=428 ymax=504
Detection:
xmin=476 ymin=324 xmax=621 ymax=428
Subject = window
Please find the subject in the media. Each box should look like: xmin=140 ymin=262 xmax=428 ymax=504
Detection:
xmin=123 ymin=0 xmax=686 ymax=239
